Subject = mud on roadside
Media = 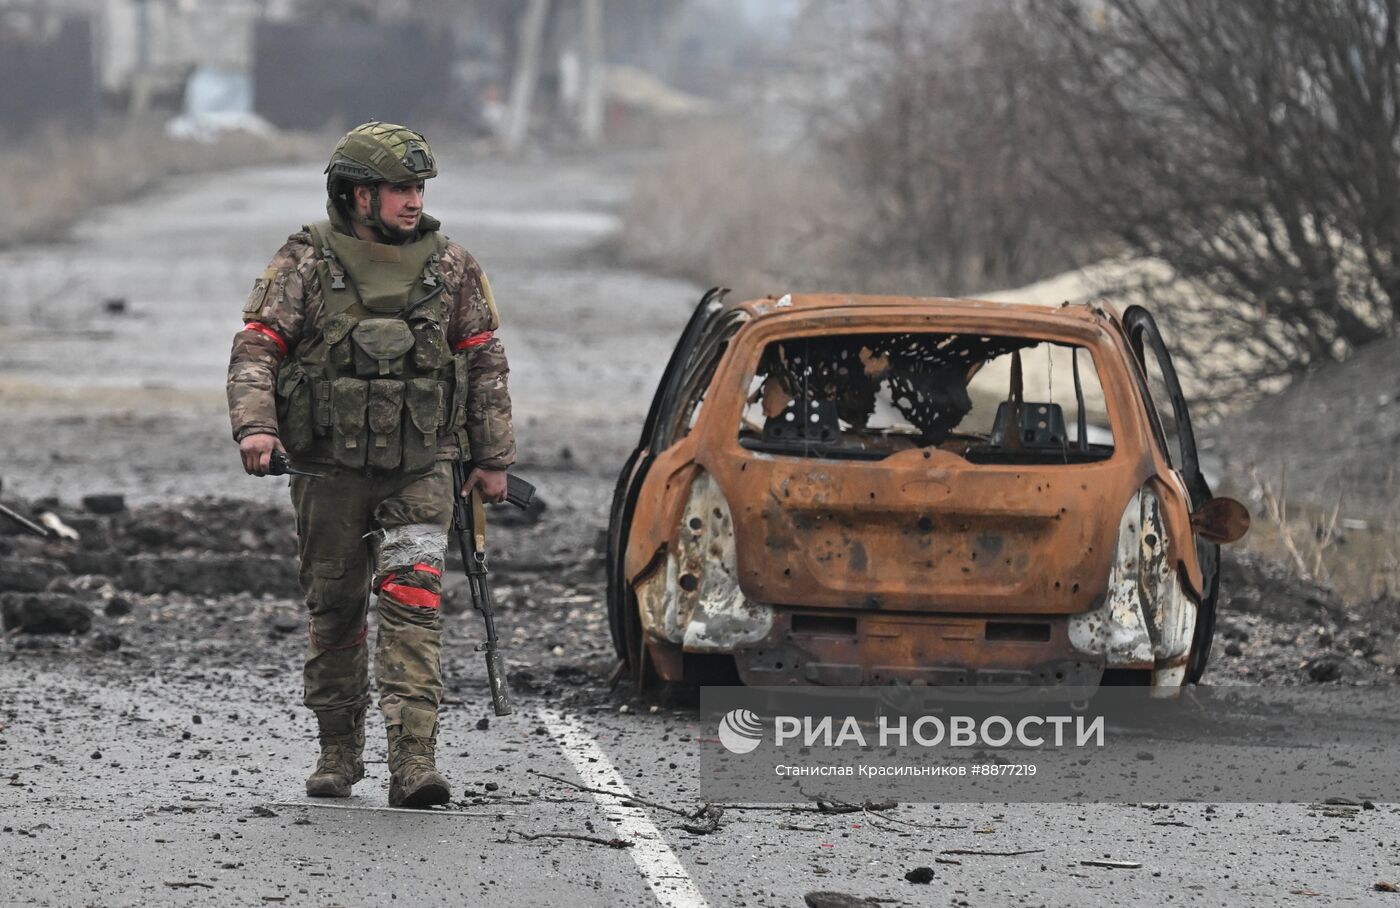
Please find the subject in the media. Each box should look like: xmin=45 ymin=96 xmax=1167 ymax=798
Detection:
xmin=2 ymin=488 xmax=1396 ymax=696
xmin=0 ymin=459 xmax=638 ymax=718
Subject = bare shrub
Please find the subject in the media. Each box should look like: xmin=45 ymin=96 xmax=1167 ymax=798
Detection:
xmin=1026 ymin=0 xmax=1400 ymax=400
xmin=616 ymin=2 xmax=1089 ymax=300
xmin=812 ymin=0 xmax=1083 ymax=296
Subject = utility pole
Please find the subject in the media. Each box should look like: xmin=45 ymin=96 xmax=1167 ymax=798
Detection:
xmin=503 ymin=0 xmax=550 ymax=155
xmin=135 ymin=0 xmax=151 ymax=69
xmin=579 ymin=0 xmax=605 ymax=146
xmin=131 ymin=0 xmax=152 ymax=114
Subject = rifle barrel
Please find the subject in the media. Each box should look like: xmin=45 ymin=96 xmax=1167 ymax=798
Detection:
xmin=0 ymin=502 xmax=51 ymax=538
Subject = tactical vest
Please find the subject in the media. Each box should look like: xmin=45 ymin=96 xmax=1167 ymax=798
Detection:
xmin=274 ymin=220 xmax=465 ymax=473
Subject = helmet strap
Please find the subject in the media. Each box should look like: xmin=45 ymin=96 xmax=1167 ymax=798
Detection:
xmin=367 ymin=184 xmax=415 ymax=243
xmin=346 ymin=184 xmax=410 ymax=243
xmin=368 ymin=184 xmax=385 ymax=231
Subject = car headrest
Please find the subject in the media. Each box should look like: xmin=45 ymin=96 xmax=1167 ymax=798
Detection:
xmin=990 ymin=401 xmax=1068 ymax=448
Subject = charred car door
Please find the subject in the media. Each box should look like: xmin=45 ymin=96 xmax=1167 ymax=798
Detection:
xmin=606 ymin=289 xmax=742 ymax=670
xmin=1121 ymin=305 xmax=1218 ymax=682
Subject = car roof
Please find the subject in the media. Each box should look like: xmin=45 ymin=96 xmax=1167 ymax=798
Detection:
xmin=727 ymin=293 xmax=1122 ymax=330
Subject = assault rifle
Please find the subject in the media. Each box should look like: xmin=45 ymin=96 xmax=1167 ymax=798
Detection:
xmin=451 ymin=463 xmax=534 ymax=716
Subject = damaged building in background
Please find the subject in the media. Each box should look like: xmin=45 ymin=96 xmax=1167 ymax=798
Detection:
xmin=608 ymin=292 xmax=1250 ymax=695
xmin=0 ymin=0 xmax=762 ymax=143
xmin=0 ymin=7 xmax=99 ymax=129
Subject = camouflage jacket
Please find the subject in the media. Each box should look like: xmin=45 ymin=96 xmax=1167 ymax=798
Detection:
xmin=226 ymin=218 xmax=516 ymax=471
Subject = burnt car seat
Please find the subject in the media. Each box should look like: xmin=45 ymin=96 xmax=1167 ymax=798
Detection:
xmin=990 ymin=401 xmax=1069 ymax=448
xmin=764 ymin=396 xmax=841 ymax=445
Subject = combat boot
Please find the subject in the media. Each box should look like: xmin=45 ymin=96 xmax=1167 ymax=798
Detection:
xmin=306 ymin=708 xmax=366 ymax=798
xmin=386 ymin=704 xmax=451 ymax=808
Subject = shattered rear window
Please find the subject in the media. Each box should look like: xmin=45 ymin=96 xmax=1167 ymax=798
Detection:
xmin=738 ymin=332 xmax=1114 ymax=464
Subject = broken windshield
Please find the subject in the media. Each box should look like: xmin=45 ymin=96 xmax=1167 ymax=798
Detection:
xmin=737 ymin=331 xmax=1115 ymax=464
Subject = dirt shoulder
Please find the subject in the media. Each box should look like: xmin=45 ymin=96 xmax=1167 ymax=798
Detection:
xmin=0 ymin=121 xmax=326 ymax=250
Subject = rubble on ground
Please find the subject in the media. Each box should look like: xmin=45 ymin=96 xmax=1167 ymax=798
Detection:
xmin=0 ymin=487 xmax=618 ymax=707
xmin=0 ymin=488 xmax=1393 ymax=688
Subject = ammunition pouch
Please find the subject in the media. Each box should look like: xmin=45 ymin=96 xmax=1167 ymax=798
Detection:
xmin=352 ymin=319 xmax=416 ymax=378
xmin=403 ymin=378 xmax=446 ymax=473
xmin=332 ymin=378 xmax=369 ymax=469
xmin=323 ymin=314 xmax=357 ymax=372
xmin=276 ymin=363 xmax=315 ymax=454
xmin=312 ymin=379 xmax=333 ymax=433
xmin=366 ymin=380 xmax=404 ymax=470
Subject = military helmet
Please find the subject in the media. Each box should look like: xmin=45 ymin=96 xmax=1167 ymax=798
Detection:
xmin=325 ymin=121 xmax=437 ymax=193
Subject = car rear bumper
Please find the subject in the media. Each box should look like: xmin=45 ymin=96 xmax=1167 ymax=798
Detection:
xmin=646 ymin=609 xmax=1123 ymax=687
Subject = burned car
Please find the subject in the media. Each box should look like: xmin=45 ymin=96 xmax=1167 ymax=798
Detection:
xmin=607 ymin=291 xmax=1249 ymax=693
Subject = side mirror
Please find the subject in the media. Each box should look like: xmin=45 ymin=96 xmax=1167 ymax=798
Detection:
xmin=1191 ymin=497 xmax=1250 ymax=545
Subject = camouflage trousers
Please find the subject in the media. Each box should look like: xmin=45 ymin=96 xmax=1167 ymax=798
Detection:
xmin=289 ymin=461 xmax=453 ymax=727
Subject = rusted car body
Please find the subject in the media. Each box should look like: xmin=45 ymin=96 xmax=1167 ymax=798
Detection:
xmin=607 ymin=291 xmax=1247 ymax=694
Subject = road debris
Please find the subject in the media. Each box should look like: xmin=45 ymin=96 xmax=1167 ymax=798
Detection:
xmin=941 ymin=848 xmax=1045 ymax=857
xmin=804 ymin=893 xmax=885 ymax=908
xmin=816 ymin=799 xmax=898 ymax=815
xmin=530 ymin=768 xmax=726 ymax=834
xmin=1081 ymin=859 xmax=1143 ymax=869
xmin=1 ymin=593 xmax=93 ymax=635
xmin=681 ymin=805 xmax=724 ymax=835
xmin=1305 ymin=654 xmax=1344 ymax=683
xmin=904 ymin=866 xmax=935 ymax=883
xmin=81 ymin=494 xmax=127 ymax=515
xmin=39 ymin=512 xmax=80 ymax=541
xmin=266 ymin=801 xmax=509 ymax=817
xmin=501 ymin=829 xmax=632 ymax=849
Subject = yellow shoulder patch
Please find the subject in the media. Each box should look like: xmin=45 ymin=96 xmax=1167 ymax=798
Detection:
xmin=242 ymin=267 xmax=281 ymax=315
xmin=479 ymin=271 xmax=500 ymax=330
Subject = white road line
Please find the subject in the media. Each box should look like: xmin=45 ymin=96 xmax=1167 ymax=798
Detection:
xmin=539 ymin=709 xmax=710 ymax=908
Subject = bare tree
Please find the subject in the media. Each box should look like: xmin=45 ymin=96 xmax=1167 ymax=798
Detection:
xmin=810 ymin=0 xmax=1080 ymax=295
xmin=1027 ymin=0 xmax=1400 ymax=400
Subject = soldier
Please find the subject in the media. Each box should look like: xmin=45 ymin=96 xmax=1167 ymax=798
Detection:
xmin=227 ymin=122 xmax=515 ymax=808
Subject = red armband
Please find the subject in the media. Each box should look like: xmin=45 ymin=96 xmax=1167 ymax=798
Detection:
xmin=243 ymin=321 xmax=289 ymax=357
xmin=453 ymin=330 xmax=495 ymax=351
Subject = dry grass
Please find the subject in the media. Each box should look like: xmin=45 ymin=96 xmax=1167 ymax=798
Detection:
xmin=0 ymin=119 xmax=326 ymax=247
xmin=1241 ymin=466 xmax=1400 ymax=623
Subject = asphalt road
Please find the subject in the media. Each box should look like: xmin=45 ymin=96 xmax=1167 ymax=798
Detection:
xmin=2 ymin=152 xmax=1398 ymax=908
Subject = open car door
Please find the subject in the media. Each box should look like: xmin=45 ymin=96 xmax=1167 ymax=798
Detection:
xmin=1121 ymin=305 xmax=1219 ymax=683
xmin=606 ymin=288 xmax=734 ymax=675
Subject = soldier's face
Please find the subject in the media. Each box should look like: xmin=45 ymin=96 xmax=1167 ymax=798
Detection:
xmin=357 ymin=181 xmax=425 ymax=237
